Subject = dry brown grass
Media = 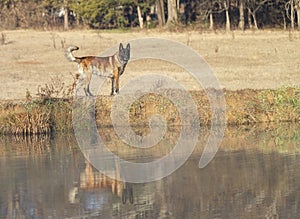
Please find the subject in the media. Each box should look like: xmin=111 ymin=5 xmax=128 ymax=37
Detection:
xmin=0 ymin=86 xmax=299 ymax=135
xmin=0 ymin=29 xmax=300 ymax=135
xmin=0 ymin=29 xmax=300 ymax=100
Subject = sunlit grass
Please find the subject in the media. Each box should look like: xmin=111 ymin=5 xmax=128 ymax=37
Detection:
xmin=0 ymin=86 xmax=300 ymax=135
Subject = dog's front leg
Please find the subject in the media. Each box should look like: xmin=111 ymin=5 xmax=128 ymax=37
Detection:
xmin=111 ymin=77 xmax=115 ymax=96
xmin=115 ymin=75 xmax=119 ymax=94
xmin=113 ymin=68 xmax=120 ymax=94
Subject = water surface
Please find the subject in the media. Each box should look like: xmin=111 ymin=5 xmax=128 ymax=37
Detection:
xmin=0 ymin=123 xmax=299 ymax=218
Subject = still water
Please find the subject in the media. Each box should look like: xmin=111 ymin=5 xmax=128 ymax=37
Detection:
xmin=0 ymin=123 xmax=300 ymax=218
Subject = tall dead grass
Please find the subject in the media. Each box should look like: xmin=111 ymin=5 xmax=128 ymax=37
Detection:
xmin=0 ymin=85 xmax=299 ymax=136
xmin=0 ymin=75 xmax=75 ymax=135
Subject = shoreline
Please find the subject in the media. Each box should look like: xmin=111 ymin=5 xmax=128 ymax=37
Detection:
xmin=0 ymin=87 xmax=299 ymax=136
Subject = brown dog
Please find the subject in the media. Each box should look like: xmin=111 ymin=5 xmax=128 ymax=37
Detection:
xmin=66 ymin=43 xmax=130 ymax=96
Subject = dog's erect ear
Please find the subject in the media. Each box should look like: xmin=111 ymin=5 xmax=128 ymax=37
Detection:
xmin=119 ymin=43 xmax=124 ymax=51
xmin=126 ymin=43 xmax=130 ymax=50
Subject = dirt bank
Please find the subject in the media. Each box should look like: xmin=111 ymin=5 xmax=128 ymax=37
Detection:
xmin=0 ymin=87 xmax=299 ymax=135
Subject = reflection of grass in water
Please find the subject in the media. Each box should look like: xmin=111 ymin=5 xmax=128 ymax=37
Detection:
xmin=0 ymin=133 xmax=79 ymax=156
xmin=272 ymin=125 xmax=300 ymax=154
xmin=222 ymin=123 xmax=300 ymax=154
xmin=0 ymin=134 xmax=51 ymax=156
xmin=98 ymin=125 xmax=181 ymax=160
xmin=103 ymin=123 xmax=300 ymax=159
xmin=1 ymin=122 xmax=299 ymax=157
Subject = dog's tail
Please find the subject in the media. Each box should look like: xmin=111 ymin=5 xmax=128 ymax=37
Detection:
xmin=65 ymin=45 xmax=79 ymax=63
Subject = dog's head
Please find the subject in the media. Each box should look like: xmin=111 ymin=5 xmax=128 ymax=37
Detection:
xmin=118 ymin=43 xmax=130 ymax=64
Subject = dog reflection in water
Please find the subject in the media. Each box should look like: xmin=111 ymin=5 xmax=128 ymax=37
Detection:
xmin=69 ymin=159 xmax=133 ymax=204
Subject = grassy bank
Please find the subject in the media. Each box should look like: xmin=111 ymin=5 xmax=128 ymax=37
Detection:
xmin=0 ymin=87 xmax=299 ymax=135
xmin=0 ymin=98 xmax=73 ymax=135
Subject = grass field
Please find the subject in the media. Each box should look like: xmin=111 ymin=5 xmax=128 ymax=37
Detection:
xmin=0 ymin=29 xmax=300 ymax=135
xmin=0 ymin=29 xmax=300 ymax=100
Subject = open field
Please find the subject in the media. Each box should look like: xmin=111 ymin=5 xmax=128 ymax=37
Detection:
xmin=0 ymin=29 xmax=300 ymax=100
xmin=1 ymin=29 xmax=300 ymax=135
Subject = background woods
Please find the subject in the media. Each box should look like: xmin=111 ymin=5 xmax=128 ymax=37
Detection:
xmin=1 ymin=0 xmax=300 ymax=30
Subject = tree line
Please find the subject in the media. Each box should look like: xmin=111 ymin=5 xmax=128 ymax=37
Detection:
xmin=0 ymin=0 xmax=300 ymax=31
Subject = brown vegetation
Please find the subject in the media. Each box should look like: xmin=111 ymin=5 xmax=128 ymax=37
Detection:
xmin=0 ymin=86 xmax=299 ymax=135
xmin=1 ymin=30 xmax=300 ymax=101
xmin=0 ymin=30 xmax=300 ymax=135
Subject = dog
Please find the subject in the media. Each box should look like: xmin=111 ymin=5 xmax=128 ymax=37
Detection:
xmin=65 ymin=43 xmax=130 ymax=96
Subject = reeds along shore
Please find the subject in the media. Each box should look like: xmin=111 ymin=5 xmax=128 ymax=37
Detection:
xmin=0 ymin=87 xmax=299 ymax=136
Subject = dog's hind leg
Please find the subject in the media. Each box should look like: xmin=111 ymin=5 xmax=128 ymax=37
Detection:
xmin=84 ymin=68 xmax=93 ymax=96
xmin=86 ymin=84 xmax=93 ymax=96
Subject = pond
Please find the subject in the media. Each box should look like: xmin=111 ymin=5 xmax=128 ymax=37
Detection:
xmin=0 ymin=123 xmax=299 ymax=218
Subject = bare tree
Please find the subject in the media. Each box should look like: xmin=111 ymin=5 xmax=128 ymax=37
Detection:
xmin=285 ymin=0 xmax=295 ymax=30
xmin=296 ymin=0 xmax=300 ymax=29
xmin=167 ymin=0 xmax=178 ymax=26
xmin=64 ymin=0 xmax=69 ymax=30
xmin=247 ymin=7 xmax=252 ymax=29
xmin=137 ymin=5 xmax=144 ymax=28
xmin=209 ymin=0 xmax=214 ymax=30
xmin=238 ymin=0 xmax=245 ymax=30
xmin=204 ymin=0 xmax=230 ymax=31
xmin=209 ymin=10 xmax=214 ymax=30
xmin=291 ymin=0 xmax=295 ymax=30
xmin=156 ymin=0 xmax=166 ymax=26
xmin=224 ymin=0 xmax=231 ymax=32
xmin=246 ymin=0 xmax=270 ymax=30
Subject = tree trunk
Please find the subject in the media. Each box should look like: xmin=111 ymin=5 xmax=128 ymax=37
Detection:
xmin=156 ymin=0 xmax=165 ymax=26
xmin=64 ymin=0 xmax=69 ymax=30
xmin=238 ymin=0 xmax=245 ymax=30
xmin=291 ymin=0 xmax=295 ymax=30
xmin=225 ymin=9 xmax=230 ymax=32
xmin=297 ymin=9 xmax=300 ymax=29
xmin=247 ymin=8 xmax=253 ymax=29
xmin=11 ymin=1 xmax=18 ymax=28
xmin=167 ymin=0 xmax=178 ymax=26
xmin=146 ymin=15 xmax=151 ymax=28
xmin=252 ymin=13 xmax=258 ymax=30
xmin=224 ymin=0 xmax=230 ymax=32
xmin=296 ymin=1 xmax=300 ymax=29
xmin=282 ymin=12 xmax=287 ymax=30
xmin=209 ymin=0 xmax=214 ymax=31
xmin=137 ymin=5 xmax=144 ymax=29
xmin=209 ymin=10 xmax=214 ymax=30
